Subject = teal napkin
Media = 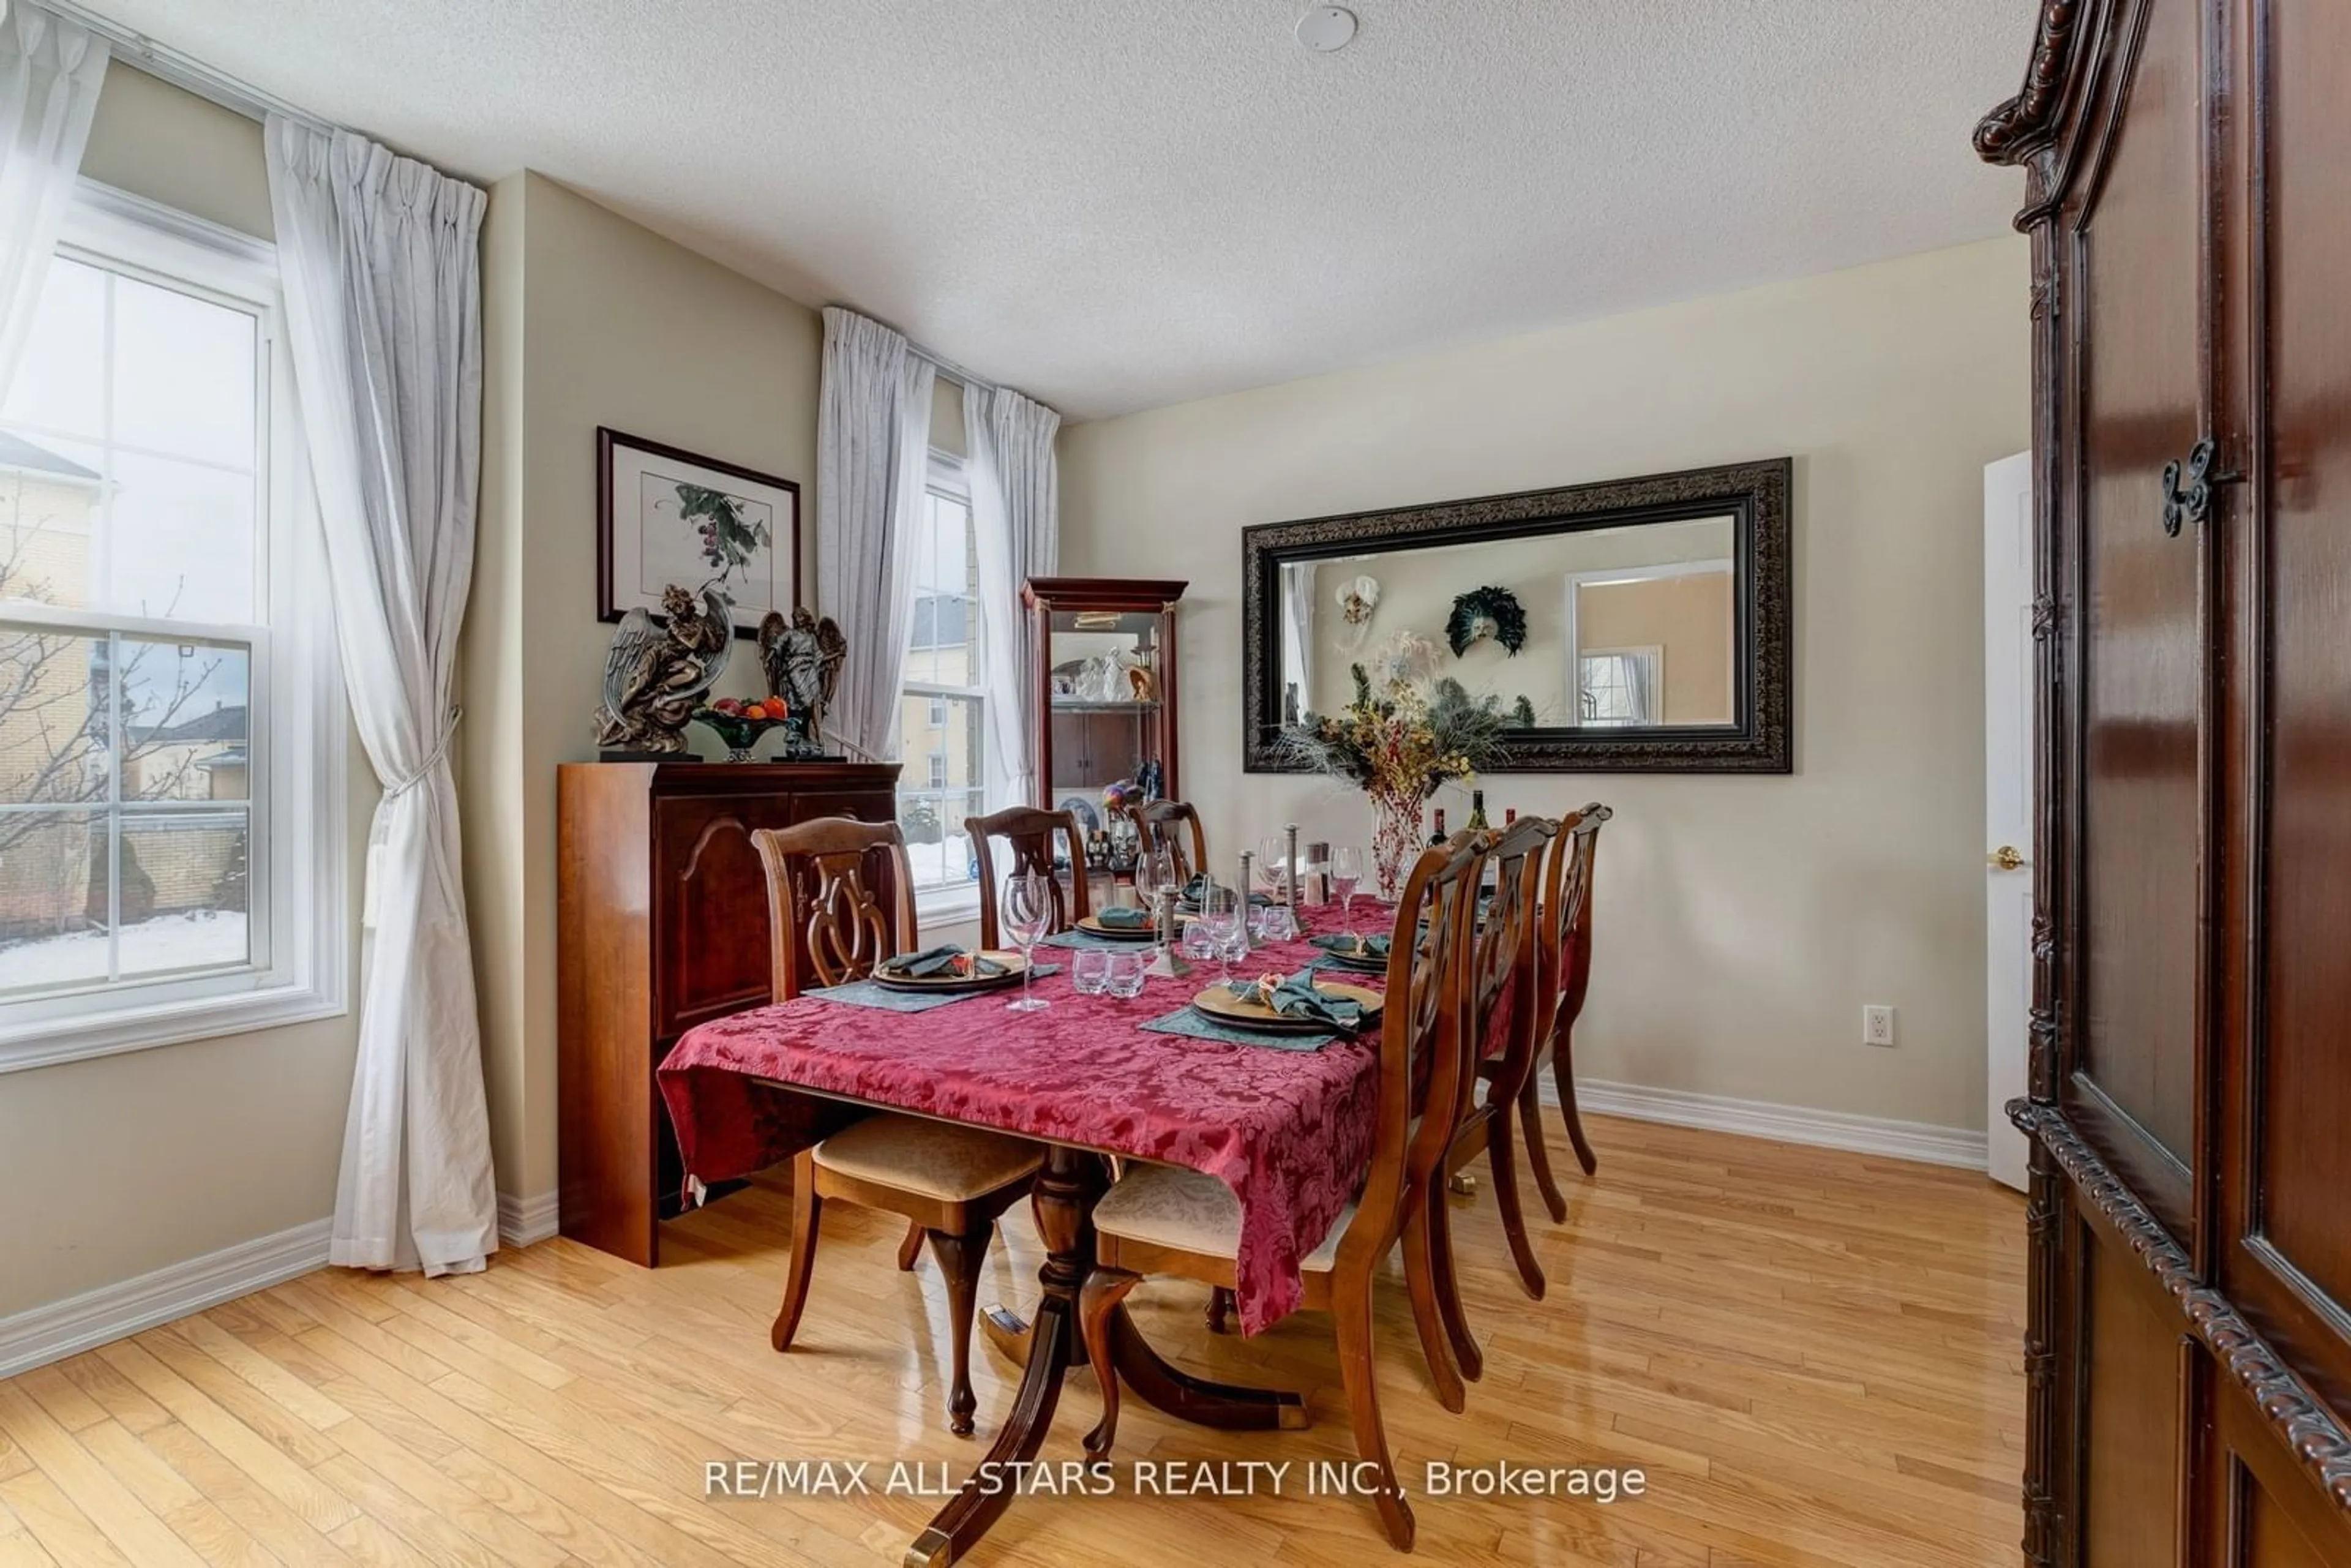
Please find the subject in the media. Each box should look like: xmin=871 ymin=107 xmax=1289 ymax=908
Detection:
xmin=1093 ymin=906 xmax=1154 ymax=929
xmin=1227 ymin=966 xmax=1369 ymax=1030
xmin=1310 ymin=932 xmax=1391 ymax=962
xmin=879 ymin=946 xmax=1007 ymax=979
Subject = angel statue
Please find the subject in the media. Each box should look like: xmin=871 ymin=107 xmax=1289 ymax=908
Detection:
xmin=756 ymin=607 xmax=847 ymax=757
xmin=594 ymin=583 xmax=733 ymax=754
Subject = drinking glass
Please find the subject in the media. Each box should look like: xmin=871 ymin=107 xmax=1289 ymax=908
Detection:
xmin=1002 ymin=872 xmax=1054 ymax=1013
xmin=1258 ymin=903 xmax=1299 ymax=943
xmin=1072 ymin=948 xmax=1112 ymax=996
xmin=1330 ymin=846 xmax=1365 ymax=939
xmin=1105 ymin=949 xmax=1147 ymax=999
xmin=1180 ymin=914 xmax=1218 ymax=962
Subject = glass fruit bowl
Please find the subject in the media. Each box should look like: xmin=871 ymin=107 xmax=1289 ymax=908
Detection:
xmin=693 ymin=699 xmax=789 ymax=762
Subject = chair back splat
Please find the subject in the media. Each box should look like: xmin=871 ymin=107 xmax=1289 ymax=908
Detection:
xmin=969 ymin=805 xmax=1092 ymax=949
xmin=750 ymin=817 xmax=917 ymax=999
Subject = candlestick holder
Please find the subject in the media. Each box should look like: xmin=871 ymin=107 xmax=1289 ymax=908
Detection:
xmin=1144 ymin=887 xmax=1191 ymax=979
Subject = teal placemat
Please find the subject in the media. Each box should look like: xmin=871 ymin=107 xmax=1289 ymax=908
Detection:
xmin=1140 ymin=1006 xmax=1334 ymax=1052
xmin=810 ymin=965 xmax=1060 ymax=1013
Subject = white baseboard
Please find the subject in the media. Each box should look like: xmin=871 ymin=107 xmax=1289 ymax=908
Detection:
xmin=498 ymin=1189 xmax=560 ymax=1247
xmin=1545 ymin=1076 xmax=1988 ymax=1171
xmin=0 ymin=1218 xmax=331 ymax=1381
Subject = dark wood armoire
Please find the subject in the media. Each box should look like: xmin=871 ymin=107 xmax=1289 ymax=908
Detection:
xmin=1978 ymin=2 xmax=2351 ymax=1563
xmin=556 ymin=760 xmax=899 ymax=1266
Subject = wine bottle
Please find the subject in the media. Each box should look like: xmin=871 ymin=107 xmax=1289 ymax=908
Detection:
xmin=1428 ymin=807 xmax=1448 ymax=846
xmin=1466 ymin=789 xmax=1490 ymax=833
xmin=1503 ymin=808 xmax=1518 ymax=826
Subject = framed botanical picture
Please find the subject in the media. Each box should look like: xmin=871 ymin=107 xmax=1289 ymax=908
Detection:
xmin=596 ymin=427 xmax=800 ymax=638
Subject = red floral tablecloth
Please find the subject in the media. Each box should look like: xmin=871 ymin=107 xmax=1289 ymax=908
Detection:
xmin=658 ymin=907 xmax=1390 ymax=1334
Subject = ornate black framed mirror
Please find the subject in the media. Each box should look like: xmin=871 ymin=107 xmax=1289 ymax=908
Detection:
xmin=1242 ymin=458 xmax=1791 ymax=773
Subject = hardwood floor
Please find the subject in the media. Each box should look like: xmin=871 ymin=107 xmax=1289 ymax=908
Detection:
xmin=0 ymin=1113 xmax=2025 ymax=1567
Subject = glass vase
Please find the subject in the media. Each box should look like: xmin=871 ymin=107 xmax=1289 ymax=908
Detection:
xmin=1370 ymin=788 xmax=1418 ymax=902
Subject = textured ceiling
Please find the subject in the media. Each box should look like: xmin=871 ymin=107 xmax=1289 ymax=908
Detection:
xmin=81 ymin=1 xmax=2036 ymax=418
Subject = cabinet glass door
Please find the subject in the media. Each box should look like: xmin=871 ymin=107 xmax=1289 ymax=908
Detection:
xmin=1044 ymin=608 xmax=1166 ymax=808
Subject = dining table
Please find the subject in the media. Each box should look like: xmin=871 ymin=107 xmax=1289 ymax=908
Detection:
xmin=658 ymin=902 xmax=1393 ymax=1567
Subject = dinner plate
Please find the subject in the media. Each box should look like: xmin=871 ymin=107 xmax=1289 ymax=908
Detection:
xmin=1191 ymin=979 xmax=1382 ymax=1035
xmin=1310 ymin=934 xmax=1390 ymax=972
xmin=1076 ymin=914 xmax=1160 ymax=942
xmin=871 ymin=950 xmax=1029 ymax=994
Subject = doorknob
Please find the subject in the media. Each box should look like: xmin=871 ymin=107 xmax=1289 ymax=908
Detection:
xmin=1987 ymin=845 xmax=2028 ymax=872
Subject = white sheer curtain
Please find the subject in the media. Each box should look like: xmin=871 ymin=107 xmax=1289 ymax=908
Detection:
xmin=1280 ymin=563 xmax=1315 ymax=722
xmin=816 ymin=306 xmax=934 ymax=760
xmin=266 ymin=117 xmax=497 ymax=1277
xmin=964 ymin=382 xmax=1059 ymax=807
xmin=0 ymin=2 xmax=107 ymax=394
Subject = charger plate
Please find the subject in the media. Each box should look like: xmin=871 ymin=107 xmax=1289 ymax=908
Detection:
xmin=871 ymin=950 xmax=1029 ymax=994
xmin=1191 ymin=979 xmax=1382 ymax=1036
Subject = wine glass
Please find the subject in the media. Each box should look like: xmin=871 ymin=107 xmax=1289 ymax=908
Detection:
xmin=1195 ymin=883 xmax=1242 ymax=984
xmin=1330 ymin=846 xmax=1365 ymax=942
xmin=1256 ymin=833 xmax=1289 ymax=906
xmin=1133 ymin=843 xmax=1175 ymax=947
xmin=1002 ymin=872 xmax=1054 ymax=1013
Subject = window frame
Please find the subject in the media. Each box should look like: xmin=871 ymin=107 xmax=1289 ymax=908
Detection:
xmin=898 ymin=451 xmax=986 ymax=924
xmin=0 ymin=181 xmax=347 ymax=1073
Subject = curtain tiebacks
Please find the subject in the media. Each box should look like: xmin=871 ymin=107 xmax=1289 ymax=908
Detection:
xmin=384 ymin=707 xmax=463 ymax=800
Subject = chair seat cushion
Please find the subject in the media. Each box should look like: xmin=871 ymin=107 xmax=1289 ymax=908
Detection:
xmin=1093 ymin=1161 xmax=1354 ymax=1274
xmin=812 ymin=1113 xmax=1044 ymax=1201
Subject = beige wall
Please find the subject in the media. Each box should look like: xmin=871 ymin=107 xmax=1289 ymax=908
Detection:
xmin=461 ymin=173 xmax=823 ymax=1203
xmin=0 ymin=68 xmax=370 ymax=1319
xmin=1061 ymin=236 xmax=2030 ymax=1135
xmin=1576 ymin=570 xmax=1734 ymax=724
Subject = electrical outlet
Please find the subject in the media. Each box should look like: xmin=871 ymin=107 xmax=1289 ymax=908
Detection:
xmin=1862 ymin=1005 xmax=1896 ymax=1048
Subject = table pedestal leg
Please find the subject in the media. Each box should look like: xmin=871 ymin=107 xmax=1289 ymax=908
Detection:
xmin=903 ymin=1146 xmax=1101 ymax=1568
xmin=1109 ymin=1305 xmax=1308 ymax=1430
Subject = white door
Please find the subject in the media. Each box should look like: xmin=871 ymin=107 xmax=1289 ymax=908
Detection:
xmin=1984 ymin=452 xmax=2034 ymax=1191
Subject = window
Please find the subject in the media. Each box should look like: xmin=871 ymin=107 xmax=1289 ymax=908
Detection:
xmin=1578 ymin=648 xmax=1662 ymax=726
xmin=0 ymin=187 xmax=343 ymax=1070
xmin=896 ymin=457 xmax=984 ymax=913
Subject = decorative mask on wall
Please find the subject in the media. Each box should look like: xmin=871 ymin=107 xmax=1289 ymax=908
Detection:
xmin=1446 ymin=584 xmax=1529 ymax=658
xmin=1332 ymin=573 xmax=1380 ymax=653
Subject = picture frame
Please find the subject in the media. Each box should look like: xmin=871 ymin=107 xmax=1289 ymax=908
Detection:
xmin=596 ymin=427 xmax=800 ymax=639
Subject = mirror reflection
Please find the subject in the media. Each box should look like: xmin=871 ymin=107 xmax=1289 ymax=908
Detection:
xmin=1275 ymin=515 xmax=1738 ymax=731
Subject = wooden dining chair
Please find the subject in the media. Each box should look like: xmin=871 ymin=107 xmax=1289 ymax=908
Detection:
xmin=1519 ymin=803 xmax=1612 ymax=1221
xmin=750 ymin=817 xmax=1046 ymax=1437
xmin=1413 ymin=814 xmax=1558 ymax=1401
xmin=967 ymin=804 xmax=1092 ymax=949
xmin=1075 ymin=835 xmax=1488 ymax=1551
xmin=1449 ymin=817 xmax=1561 ymax=1270
xmin=1131 ymin=798 xmax=1209 ymax=885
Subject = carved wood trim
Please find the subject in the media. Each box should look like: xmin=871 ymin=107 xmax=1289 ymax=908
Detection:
xmin=1974 ymin=0 xmax=2095 ymax=165
xmin=2013 ymin=1102 xmax=2351 ymax=1517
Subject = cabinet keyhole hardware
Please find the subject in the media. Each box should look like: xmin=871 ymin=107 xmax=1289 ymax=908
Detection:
xmin=2159 ymin=439 xmax=2241 ymax=536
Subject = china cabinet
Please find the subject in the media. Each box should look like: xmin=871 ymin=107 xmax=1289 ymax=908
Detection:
xmin=1023 ymin=577 xmax=1185 ymax=825
xmin=1979 ymin=2 xmax=2351 ymax=1561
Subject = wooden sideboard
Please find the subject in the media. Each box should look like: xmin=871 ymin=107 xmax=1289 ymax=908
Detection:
xmin=556 ymin=759 xmax=900 ymax=1265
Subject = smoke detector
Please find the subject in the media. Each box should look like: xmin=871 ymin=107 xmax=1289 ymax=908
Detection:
xmin=1295 ymin=6 xmax=1358 ymax=53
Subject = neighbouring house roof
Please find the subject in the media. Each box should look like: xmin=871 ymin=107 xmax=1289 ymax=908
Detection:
xmin=132 ymin=704 xmax=248 ymax=746
xmin=0 ymin=430 xmax=101 ymax=482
